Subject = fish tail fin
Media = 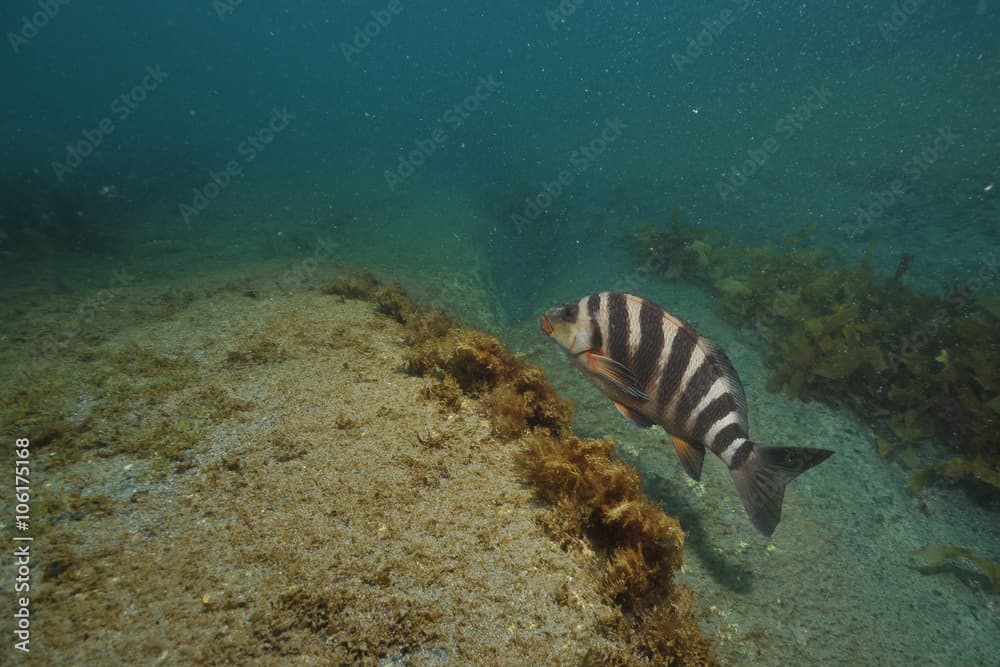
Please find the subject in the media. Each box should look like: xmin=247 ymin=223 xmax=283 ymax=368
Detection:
xmin=730 ymin=444 xmax=833 ymax=537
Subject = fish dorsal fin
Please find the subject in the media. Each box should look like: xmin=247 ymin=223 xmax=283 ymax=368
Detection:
xmin=671 ymin=435 xmax=706 ymax=481
xmin=696 ymin=336 xmax=749 ymax=432
xmin=613 ymin=401 xmax=654 ymax=428
xmin=585 ymin=352 xmax=650 ymax=401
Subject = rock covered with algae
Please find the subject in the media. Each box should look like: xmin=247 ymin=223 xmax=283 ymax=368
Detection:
xmin=1 ymin=268 xmax=716 ymax=665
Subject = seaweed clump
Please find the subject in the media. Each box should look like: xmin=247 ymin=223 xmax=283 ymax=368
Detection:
xmin=406 ymin=327 xmax=573 ymax=439
xmin=913 ymin=544 xmax=999 ymax=593
xmin=519 ymin=434 xmax=682 ymax=605
xmin=323 ymin=270 xmax=570 ymax=438
xmin=336 ymin=272 xmax=716 ymax=664
xmin=226 ymin=339 xmax=289 ymax=367
xmin=518 ymin=434 xmax=714 ymax=664
xmin=630 ymin=214 xmax=1000 ymax=502
xmin=323 ymin=270 xmax=451 ymax=337
xmin=321 ymin=271 xmax=383 ymax=300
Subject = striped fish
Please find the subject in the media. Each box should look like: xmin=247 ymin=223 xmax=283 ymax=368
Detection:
xmin=540 ymin=291 xmax=833 ymax=536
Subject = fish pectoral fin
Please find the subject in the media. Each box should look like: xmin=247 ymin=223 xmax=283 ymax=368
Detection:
xmin=585 ymin=353 xmax=650 ymax=401
xmin=612 ymin=401 xmax=654 ymax=428
xmin=671 ymin=435 xmax=706 ymax=481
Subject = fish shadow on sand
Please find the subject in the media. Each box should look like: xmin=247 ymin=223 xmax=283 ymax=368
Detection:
xmin=641 ymin=471 xmax=755 ymax=595
xmin=910 ymin=561 xmax=995 ymax=595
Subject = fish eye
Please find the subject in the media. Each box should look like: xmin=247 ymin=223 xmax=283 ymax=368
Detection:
xmin=560 ymin=304 xmax=578 ymax=322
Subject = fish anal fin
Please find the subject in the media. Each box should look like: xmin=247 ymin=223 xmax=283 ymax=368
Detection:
xmin=613 ymin=401 xmax=654 ymax=428
xmin=585 ymin=352 xmax=650 ymax=401
xmin=671 ymin=435 xmax=706 ymax=481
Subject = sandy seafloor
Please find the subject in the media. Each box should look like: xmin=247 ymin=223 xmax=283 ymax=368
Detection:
xmin=522 ymin=284 xmax=1000 ymax=666
xmin=0 ymin=196 xmax=997 ymax=666
xmin=1 ymin=262 xmax=636 ymax=665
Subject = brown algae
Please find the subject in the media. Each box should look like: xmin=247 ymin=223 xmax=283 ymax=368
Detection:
xmin=0 ymin=269 xmax=716 ymax=665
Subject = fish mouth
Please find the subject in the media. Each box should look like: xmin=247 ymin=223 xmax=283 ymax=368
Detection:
xmin=539 ymin=314 xmax=554 ymax=335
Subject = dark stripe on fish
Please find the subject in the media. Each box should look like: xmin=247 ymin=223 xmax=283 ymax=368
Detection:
xmin=633 ymin=299 xmax=663 ymax=389
xmin=588 ymin=293 xmax=601 ymax=316
xmin=564 ymin=303 xmax=579 ymax=322
xmin=713 ymin=423 xmax=744 ymax=456
xmin=588 ymin=293 xmax=603 ymax=351
xmin=656 ymin=327 xmax=696 ymax=410
xmin=673 ymin=359 xmax=716 ymax=427
xmin=606 ymin=292 xmax=630 ymax=366
xmin=692 ymin=395 xmax=735 ymax=444
xmin=728 ymin=439 xmax=754 ymax=468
